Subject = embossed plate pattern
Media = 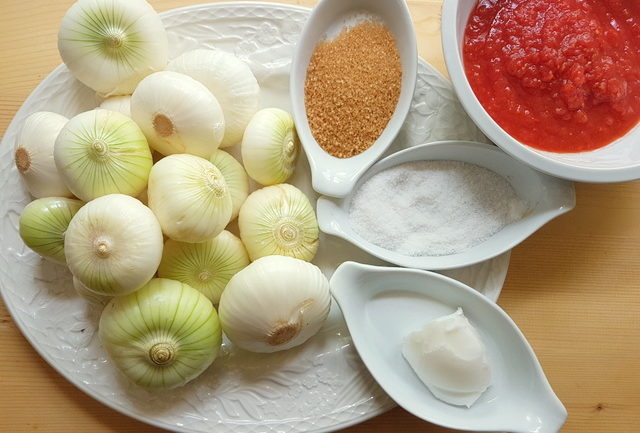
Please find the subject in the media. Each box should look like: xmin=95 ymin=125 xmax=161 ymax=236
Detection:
xmin=0 ymin=3 xmax=507 ymax=432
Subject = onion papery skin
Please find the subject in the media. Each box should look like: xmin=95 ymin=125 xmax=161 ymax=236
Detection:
xmin=54 ymin=109 xmax=153 ymax=202
xmin=58 ymin=0 xmax=168 ymax=97
xmin=64 ymin=194 xmax=163 ymax=296
xmin=158 ymin=231 xmax=250 ymax=304
xmin=19 ymin=197 xmax=84 ymax=264
xmin=99 ymin=278 xmax=222 ymax=389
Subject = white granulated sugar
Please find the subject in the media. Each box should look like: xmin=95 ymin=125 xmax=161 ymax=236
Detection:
xmin=348 ymin=160 xmax=528 ymax=256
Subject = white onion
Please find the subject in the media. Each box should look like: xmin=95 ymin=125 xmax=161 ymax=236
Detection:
xmin=64 ymin=194 xmax=163 ymax=296
xmin=167 ymin=48 xmax=260 ymax=148
xmin=147 ymin=154 xmax=233 ymax=243
xmin=219 ymin=255 xmax=331 ymax=353
xmin=58 ymin=0 xmax=168 ymax=96
xmin=14 ymin=112 xmax=72 ymax=198
xmin=131 ymin=71 xmax=225 ymax=158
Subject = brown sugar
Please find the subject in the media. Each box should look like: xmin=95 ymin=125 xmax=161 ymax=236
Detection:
xmin=304 ymin=21 xmax=402 ymax=158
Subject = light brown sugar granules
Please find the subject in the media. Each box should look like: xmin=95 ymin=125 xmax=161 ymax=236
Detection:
xmin=304 ymin=21 xmax=402 ymax=158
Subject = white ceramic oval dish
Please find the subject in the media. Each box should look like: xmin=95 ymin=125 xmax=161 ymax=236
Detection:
xmin=290 ymin=0 xmax=418 ymax=198
xmin=330 ymin=261 xmax=568 ymax=433
xmin=441 ymin=0 xmax=640 ymax=183
xmin=317 ymin=141 xmax=575 ymax=270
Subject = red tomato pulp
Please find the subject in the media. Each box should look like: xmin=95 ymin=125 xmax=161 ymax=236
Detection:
xmin=463 ymin=0 xmax=640 ymax=153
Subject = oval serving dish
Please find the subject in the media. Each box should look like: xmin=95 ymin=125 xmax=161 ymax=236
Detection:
xmin=317 ymin=141 xmax=576 ymax=270
xmin=290 ymin=0 xmax=418 ymax=198
xmin=330 ymin=261 xmax=567 ymax=433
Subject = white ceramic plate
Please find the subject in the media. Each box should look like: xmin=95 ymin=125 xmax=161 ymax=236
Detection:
xmin=0 ymin=3 xmax=508 ymax=432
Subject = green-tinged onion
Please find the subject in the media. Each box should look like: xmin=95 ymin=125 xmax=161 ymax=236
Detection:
xmin=238 ymin=184 xmax=319 ymax=261
xmin=158 ymin=231 xmax=250 ymax=304
xmin=14 ymin=111 xmax=72 ymax=198
xmin=64 ymin=194 xmax=163 ymax=296
xmin=241 ymin=108 xmax=300 ymax=185
xmin=210 ymin=150 xmax=249 ymax=221
xmin=219 ymin=255 xmax=330 ymax=353
xmin=54 ymin=109 xmax=153 ymax=202
xmin=167 ymin=48 xmax=259 ymax=148
xmin=147 ymin=154 xmax=232 ymax=243
xmin=99 ymin=278 xmax=222 ymax=389
xmin=19 ymin=197 xmax=83 ymax=264
xmin=58 ymin=0 xmax=168 ymax=97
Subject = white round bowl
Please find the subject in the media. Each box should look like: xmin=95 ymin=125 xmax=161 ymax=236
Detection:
xmin=441 ymin=0 xmax=640 ymax=183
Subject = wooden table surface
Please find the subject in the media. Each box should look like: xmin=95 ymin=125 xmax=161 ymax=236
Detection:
xmin=1 ymin=0 xmax=639 ymax=432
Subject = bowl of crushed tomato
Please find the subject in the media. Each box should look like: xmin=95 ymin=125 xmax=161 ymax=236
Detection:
xmin=442 ymin=0 xmax=640 ymax=182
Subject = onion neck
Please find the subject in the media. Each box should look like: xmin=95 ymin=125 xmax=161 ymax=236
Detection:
xmin=93 ymin=236 xmax=112 ymax=258
xmin=89 ymin=139 xmax=110 ymax=161
xmin=103 ymin=28 xmax=128 ymax=56
xmin=273 ymin=218 xmax=303 ymax=250
xmin=198 ymin=270 xmax=211 ymax=282
xmin=148 ymin=342 xmax=177 ymax=366
xmin=282 ymin=131 xmax=298 ymax=164
xmin=204 ymin=168 xmax=227 ymax=198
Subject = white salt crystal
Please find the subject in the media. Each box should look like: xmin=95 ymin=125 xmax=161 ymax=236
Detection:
xmin=348 ymin=160 xmax=528 ymax=256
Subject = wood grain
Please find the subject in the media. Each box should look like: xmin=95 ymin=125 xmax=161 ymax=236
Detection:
xmin=1 ymin=1 xmax=639 ymax=432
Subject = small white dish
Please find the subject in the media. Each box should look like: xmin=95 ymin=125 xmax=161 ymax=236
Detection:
xmin=317 ymin=141 xmax=575 ymax=270
xmin=441 ymin=0 xmax=640 ymax=183
xmin=330 ymin=261 xmax=568 ymax=433
xmin=290 ymin=0 xmax=418 ymax=198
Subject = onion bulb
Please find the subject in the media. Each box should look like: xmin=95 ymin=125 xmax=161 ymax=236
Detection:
xmin=14 ymin=112 xmax=72 ymax=198
xmin=238 ymin=184 xmax=319 ymax=261
xmin=158 ymin=231 xmax=249 ymax=304
xmin=210 ymin=150 xmax=249 ymax=221
xmin=241 ymin=108 xmax=299 ymax=185
xmin=131 ymin=71 xmax=225 ymax=158
xmin=219 ymin=255 xmax=331 ymax=353
xmin=167 ymin=48 xmax=260 ymax=148
xmin=148 ymin=154 xmax=232 ymax=243
xmin=99 ymin=95 xmax=131 ymax=118
xmin=54 ymin=109 xmax=153 ymax=202
xmin=73 ymin=276 xmax=111 ymax=306
xmin=58 ymin=0 xmax=168 ymax=96
xmin=64 ymin=194 xmax=163 ymax=296
xmin=99 ymin=278 xmax=222 ymax=389
xmin=19 ymin=197 xmax=83 ymax=264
